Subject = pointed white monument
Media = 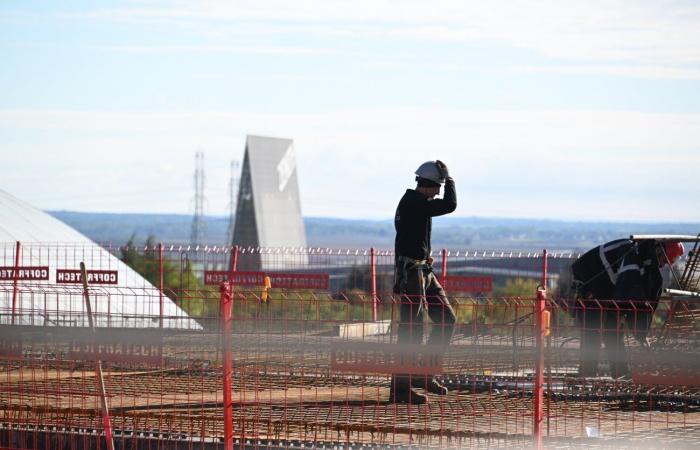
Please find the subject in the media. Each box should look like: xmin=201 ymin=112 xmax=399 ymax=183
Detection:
xmin=232 ymin=135 xmax=308 ymax=270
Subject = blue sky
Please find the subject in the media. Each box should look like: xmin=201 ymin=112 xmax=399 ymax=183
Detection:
xmin=2 ymin=0 xmax=700 ymax=221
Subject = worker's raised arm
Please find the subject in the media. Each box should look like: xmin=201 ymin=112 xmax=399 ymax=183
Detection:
xmin=424 ymin=177 xmax=457 ymax=217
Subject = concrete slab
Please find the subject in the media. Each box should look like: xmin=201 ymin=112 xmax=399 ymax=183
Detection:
xmin=336 ymin=320 xmax=391 ymax=338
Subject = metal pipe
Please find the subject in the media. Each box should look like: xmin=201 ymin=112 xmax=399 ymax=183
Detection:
xmin=158 ymin=242 xmax=164 ymax=329
xmin=630 ymin=234 xmax=700 ymax=242
xmin=221 ymin=281 xmax=234 ymax=450
xmin=665 ymin=288 xmax=700 ymax=297
xmin=229 ymin=245 xmax=239 ymax=273
xmin=533 ymin=249 xmax=547 ymax=450
xmin=543 ymin=248 xmax=552 ymax=437
xmin=441 ymin=248 xmax=448 ymax=287
xmin=80 ymin=262 xmax=115 ymax=450
xmin=543 ymin=249 xmax=548 ymax=288
xmin=10 ymin=241 xmax=20 ymax=325
xmin=370 ymin=247 xmax=377 ymax=322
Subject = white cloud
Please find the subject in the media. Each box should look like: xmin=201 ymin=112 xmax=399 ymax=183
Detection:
xmin=102 ymin=44 xmax=324 ymax=55
xmin=4 ymin=2 xmax=699 ymax=223
xmin=515 ymin=64 xmax=700 ymax=81
xmin=55 ymin=1 xmax=700 ymax=67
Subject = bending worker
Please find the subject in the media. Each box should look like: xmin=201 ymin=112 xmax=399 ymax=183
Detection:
xmin=391 ymin=160 xmax=457 ymax=404
xmin=570 ymin=238 xmax=684 ymax=378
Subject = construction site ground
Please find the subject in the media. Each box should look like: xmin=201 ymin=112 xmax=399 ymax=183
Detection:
xmin=2 ymin=329 xmax=700 ymax=449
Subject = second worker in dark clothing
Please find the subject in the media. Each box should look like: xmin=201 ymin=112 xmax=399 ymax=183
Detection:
xmin=391 ymin=160 xmax=457 ymax=404
xmin=570 ymin=238 xmax=684 ymax=378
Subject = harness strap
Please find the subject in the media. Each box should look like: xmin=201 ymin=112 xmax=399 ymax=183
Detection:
xmin=397 ymin=255 xmax=429 ymax=267
xmin=599 ymin=244 xmax=618 ymax=284
xmin=396 ymin=255 xmax=433 ymax=314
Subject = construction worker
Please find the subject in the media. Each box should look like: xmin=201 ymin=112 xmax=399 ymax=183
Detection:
xmin=391 ymin=160 xmax=457 ymax=404
xmin=570 ymin=238 xmax=684 ymax=378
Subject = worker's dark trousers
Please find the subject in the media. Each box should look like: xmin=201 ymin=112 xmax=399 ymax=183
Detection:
xmin=579 ymin=303 xmax=652 ymax=377
xmin=392 ymin=267 xmax=456 ymax=391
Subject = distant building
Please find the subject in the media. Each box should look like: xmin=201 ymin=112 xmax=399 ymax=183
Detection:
xmin=232 ymin=135 xmax=308 ymax=270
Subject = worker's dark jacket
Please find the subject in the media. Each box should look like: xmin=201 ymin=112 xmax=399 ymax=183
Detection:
xmin=394 ymin=178 xmax=457 ymax=263
xmin=571 ymin=239 xmax=663 ymax=311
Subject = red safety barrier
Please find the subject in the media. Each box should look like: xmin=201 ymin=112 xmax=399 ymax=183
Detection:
xmin=221 ymin=281 xmax=234 ymax=450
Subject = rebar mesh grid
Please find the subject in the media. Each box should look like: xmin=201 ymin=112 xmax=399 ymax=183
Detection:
xmin=0 ymin=242 xmax=699 ymax=449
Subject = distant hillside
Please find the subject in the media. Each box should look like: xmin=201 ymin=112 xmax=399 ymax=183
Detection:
xmin=48 ymin=211 xmax=230 ymax=245
xmin=48 ymin=210 xmax=699 ymax=252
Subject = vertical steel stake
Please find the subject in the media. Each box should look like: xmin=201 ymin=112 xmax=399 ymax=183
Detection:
xmin=159 ymin=242 xmax=164 ymax=329
xmin=533 ymin=249 xmax=547 ymax=450
xmin=370 ymin=247 xmax=377 ymax=321
xmin=221 ymin=281 xmax=234 ymax=450
xmin=229 ymin=245 xmax=239 ymax=273
xmin=10 ymin=241 xmax=21 ymax=325
xmin=441 ymin=248 xmax=448 ymax=288
xmin=80 ymin=262 xmax=115 ymax=450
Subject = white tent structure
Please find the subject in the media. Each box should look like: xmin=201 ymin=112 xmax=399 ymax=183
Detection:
xmin=0 ymin=189 xmax=200 ymax=329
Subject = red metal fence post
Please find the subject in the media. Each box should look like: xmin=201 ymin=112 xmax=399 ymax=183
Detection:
xmin=545 ymin=247 xmax=552 ymax=435
xmin=229 ymin=245 xmax=239 ymax=273
xmin=441 ymin=248 xmax=448 ymax=287
xmin=542 ymin=248 xmax=548 ymax=288
xmin=10 ymin=241 xmax=21 ymax=325
xmin=534 ymin=249 xmax=548 ymax=449
xmin=159 ymin=242 xmax=164 ymax=329
xmin=370 ymin=247 xmax=377 ymax=321
xmin=80 ymin=262 xmax=115 ymax=450
xmin=221 ymin=281 xmax=234 ymax=450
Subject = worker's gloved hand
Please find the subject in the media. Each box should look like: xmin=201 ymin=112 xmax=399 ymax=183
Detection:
xmin=436 ymin=160 xmax=450 ymax=180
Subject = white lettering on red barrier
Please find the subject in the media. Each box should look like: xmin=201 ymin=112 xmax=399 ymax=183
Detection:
xmin=268 ymin=273 xmax=329 ymax=290
xmin=56 ymin=269 xmax=119 ymax=285
xmin=68 ymin=331 xmax=164 ymax=365
xmin=204 ymin=271 xmax=265 ymax=286
xmin=70 ymin=341 xmax=163 ymax=365
xmin=204 ymin=271 xmax=329 ymax=290
xmin=331 ymin=342 xmax=443 ymax=375
xmin=445 ymin=276 xmax=493 ymax=292
xmin=0 ymin=266 xmax=49 ymax=281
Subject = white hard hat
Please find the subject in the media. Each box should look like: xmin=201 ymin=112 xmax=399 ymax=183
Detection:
xmin=414 ymin=161 xmax=444 ymax=185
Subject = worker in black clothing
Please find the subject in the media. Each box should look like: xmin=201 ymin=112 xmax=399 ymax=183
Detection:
xmin=391 ymin=160 xmax=457 ymax=404
xmin=570 ymin=238 xmax=684 ymax=378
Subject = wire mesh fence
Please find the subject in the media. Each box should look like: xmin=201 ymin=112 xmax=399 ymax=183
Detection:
xmin=0 ymin=241 xmax=699 ymax=449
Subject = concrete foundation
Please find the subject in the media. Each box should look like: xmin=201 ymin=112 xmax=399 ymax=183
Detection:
xmin=335 ymin=320 xmax=391 ymax=338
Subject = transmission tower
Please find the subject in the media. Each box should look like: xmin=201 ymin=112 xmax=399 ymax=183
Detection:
xmin=190 ymin=151 xmax=207 ymax=247
xmin=225 ymin=159 xmax=240 ymax=247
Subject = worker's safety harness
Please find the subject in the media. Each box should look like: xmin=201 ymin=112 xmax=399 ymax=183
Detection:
xmin=394 ymin=255 xmax=434 ymax=313
xmin=570 ymin=246 xmax=636 ymax=299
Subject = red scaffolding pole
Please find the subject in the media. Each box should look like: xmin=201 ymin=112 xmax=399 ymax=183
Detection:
xmin=370 ymin=247 xmax=377 ymax=321
xmin=221 ymin=281 xmax=234 ymax=450
xmin=80 ymin=262 xmax=115 ymax=450
xmin=441 ymin=248 xmax=448 ymax=287
xmin=533 ymin=249 xmax=548 ymax=449
xmin=228 ymin=245 xmax=239 ymax=273
xmin=158 ymin=242 xmax=164 ymax=329
xmin=10 ymin=241 xmax=20 ymax=325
